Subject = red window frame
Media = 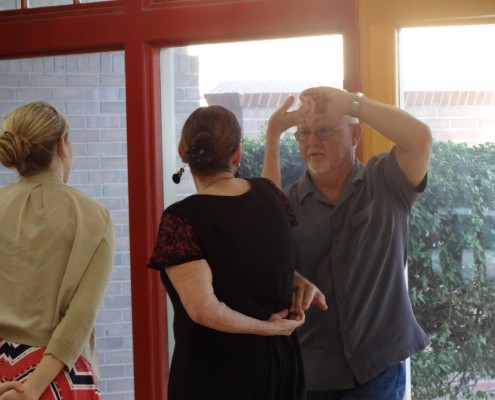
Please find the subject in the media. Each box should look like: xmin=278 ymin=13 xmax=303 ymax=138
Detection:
xmin=0 ymin=1 xmax=360 ymax=398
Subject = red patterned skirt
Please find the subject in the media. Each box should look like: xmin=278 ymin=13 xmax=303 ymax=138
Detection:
xmin=0 ymin=338 xmax=101 ymax=399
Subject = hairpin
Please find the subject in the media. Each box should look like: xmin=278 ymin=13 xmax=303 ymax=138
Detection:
xmin=172 ymin=166 xmax=185 ymax=184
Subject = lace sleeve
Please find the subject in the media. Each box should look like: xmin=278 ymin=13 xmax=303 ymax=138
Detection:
xmin=148 ymin=212 xmax=204 ymax=270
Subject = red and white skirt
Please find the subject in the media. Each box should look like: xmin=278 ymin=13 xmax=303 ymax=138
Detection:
xmin=0 ymin=338 xmax=101 ymax=400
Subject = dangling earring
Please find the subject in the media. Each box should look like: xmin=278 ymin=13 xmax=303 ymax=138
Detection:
xmin=172 ymin=166 xmax=185 ymax=184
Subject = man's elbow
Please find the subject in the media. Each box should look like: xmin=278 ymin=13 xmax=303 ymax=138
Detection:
xmin=420 ymin=122 xmax=433 ymax=146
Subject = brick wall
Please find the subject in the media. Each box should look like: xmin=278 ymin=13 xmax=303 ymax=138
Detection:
xmin=204 ymin=88 xmax=495 ymax=146
xmin=403 ymin=90 xmax=495 ymax=146
xmin=205 ymin=80 xmax=314 ymax=138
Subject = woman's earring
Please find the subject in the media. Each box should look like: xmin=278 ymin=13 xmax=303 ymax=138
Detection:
xmin=172 ymin=166 xmax=185 ymax=184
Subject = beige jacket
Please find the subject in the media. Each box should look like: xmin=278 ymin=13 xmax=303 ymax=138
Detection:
xmin=0 ymin=171 xmax=114 ymax=375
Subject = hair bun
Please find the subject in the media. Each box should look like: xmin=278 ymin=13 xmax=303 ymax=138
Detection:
xmin=184 ymin=135 xmax=214 ymax=167
xmin=0 ymin=130 xmax=31 ymax=168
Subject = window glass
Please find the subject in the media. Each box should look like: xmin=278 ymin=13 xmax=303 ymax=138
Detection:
xmin=0 ymin=0 xmax=117 ymax=9
xmin=399 ymin=24 xmax=495 ymax=400
xmin=28 ymin=0 xmax=72 ymax=7
xmin=0 ymin=0 xmax=19 ymax=10
xmin=0 ymin=51 xmax=134 ymax=399
xmin=161 ymin=35 xmax=343 ymax=200
xmin=160 ymin=34 xmax=343 ymax=358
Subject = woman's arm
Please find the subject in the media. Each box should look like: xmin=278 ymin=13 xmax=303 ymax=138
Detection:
xmin=0 ymin=355 xmax=64 ymax=400
xmin=46 ymin=217 xmax=115 ymax=368
xmin=166 ymin=259 xmax=304 ymax=336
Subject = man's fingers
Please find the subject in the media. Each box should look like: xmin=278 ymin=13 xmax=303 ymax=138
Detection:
xmin=278 ymin=95 xmax=295 ymax=114
xmin=315 ymin=291 xmax=328 ymax=310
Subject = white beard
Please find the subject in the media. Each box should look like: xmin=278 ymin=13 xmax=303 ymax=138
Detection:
xmin=307 ymin=158 xmax=330 ymax=174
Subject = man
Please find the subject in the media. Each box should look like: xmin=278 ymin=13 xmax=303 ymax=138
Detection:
xmin=262 ymin=87 xmax=431 ymax=400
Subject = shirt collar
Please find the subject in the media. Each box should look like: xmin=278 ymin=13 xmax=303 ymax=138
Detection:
xmin=295 ymin=160 xmax=365 ymax=205
xmin=20 ymin=171 xmax=64 ymax=185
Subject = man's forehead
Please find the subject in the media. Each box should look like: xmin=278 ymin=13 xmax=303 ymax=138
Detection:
xmin=297 ymin=113 xmax=346 ymax=129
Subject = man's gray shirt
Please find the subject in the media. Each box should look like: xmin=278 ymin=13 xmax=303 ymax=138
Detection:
xmin=284 ymin=147 xmax=430 ymax=390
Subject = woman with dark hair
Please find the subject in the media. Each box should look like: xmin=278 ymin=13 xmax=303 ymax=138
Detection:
xmin=0 ymin=101 xmax=114 ymax=400
xmin=148 ymin=104 xmax=326 ymax=400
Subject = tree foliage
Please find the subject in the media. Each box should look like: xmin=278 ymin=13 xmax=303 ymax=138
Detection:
xmin=238 ymin=129 xmax=305 ymax=187
xmin=408 ymin=140 xmax=495 ymax=400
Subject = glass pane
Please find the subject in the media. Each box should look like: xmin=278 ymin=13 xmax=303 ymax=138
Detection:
xmin=0 ymin=52 xmax=134 ymax=400
xmin=160 ymin=34 xmax=343 ymax=361
xmin=0 ymin=0 xmax=19 ymax=10
xmin=399 ymin=24 xmax=495 ymax=400
xmin=28 ymin=0 xmax=72 ymax=7
xmin=79 ymin=0 xmax=117 ymax=3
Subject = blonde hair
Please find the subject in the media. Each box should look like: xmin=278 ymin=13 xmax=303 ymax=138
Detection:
xmin=0 ymin=101 xmax=69 ymax=176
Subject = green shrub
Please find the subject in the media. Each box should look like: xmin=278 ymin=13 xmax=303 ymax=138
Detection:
xmin=238 ymin=129 xmax=305 ymax=187
xmin=409 ymin=141 xmax=495 ymax=400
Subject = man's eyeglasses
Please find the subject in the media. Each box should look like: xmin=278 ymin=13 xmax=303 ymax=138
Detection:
xmin=293 ymin=123 xmax=356 ymax=143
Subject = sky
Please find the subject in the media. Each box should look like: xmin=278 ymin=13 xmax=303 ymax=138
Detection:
xmin=186 ymin=24 xmax=495 ymax=96
xmin=399 ymin=24 xmax=495 ymax=91
xmin=188 ymin=35 xmax=343 ymax=97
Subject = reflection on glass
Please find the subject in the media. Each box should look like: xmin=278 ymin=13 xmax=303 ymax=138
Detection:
xmin=400 ymin=24 xmax=495 ymax=400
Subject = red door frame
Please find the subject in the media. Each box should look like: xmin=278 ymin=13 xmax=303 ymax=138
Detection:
xmin=0 ymin=1 xmax=360 ymax=398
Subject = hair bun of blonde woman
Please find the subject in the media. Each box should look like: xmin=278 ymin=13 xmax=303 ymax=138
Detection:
xmin=0 ymin=129 xmax=31 ymax=169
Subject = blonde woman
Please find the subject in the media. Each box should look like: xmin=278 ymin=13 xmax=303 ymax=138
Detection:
xmin=0 ymin=102 xmax=114 ymax=400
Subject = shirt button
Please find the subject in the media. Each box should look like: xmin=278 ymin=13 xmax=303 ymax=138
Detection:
xmin=346 ymin=352 xmax=352 ymax=359
xmin=343 ymin=324 xmax=350 ymax=331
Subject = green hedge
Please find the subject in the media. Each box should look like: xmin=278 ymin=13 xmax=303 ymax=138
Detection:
xmin=238 ymin=129 xmax=305 ymax=188
xmin=409 ymin=141 xmax=495 ymax=400
xmin=239 ymin=134 xmax=495 ymax=399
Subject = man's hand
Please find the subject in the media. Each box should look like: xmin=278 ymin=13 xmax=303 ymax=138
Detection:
xmin=262 ymin=95 xmax=314 ymax=187
xmin=266 ymin=95 xmax=315 ymax=139
xmin=291 ymin=271 xmax=327 ymax=318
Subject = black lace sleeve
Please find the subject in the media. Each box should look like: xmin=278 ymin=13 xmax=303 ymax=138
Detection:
xmin=259 ymin=177 xmax=298 ymax=227
xmin=148 ymin=212 xmax=204 ymax=270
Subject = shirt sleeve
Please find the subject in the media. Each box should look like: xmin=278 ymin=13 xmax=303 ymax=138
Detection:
xmin=148 ymin=211 xmax=204 ymax=270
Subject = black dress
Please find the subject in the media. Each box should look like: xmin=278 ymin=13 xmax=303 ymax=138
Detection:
xmin=148 ymin=178 xmax=305 ymax=400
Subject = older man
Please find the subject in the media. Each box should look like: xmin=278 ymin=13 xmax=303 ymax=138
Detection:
xmin=263 ymin=87 xmax=431 ymax=400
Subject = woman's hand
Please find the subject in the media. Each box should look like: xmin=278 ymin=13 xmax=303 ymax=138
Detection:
xmin=0 ymin=382 xmax=24 ymax=396
xmin=0 ymin=382 xmax=35 ymax=400
xmin=266 ymin=309 xmax=305 ymax=336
